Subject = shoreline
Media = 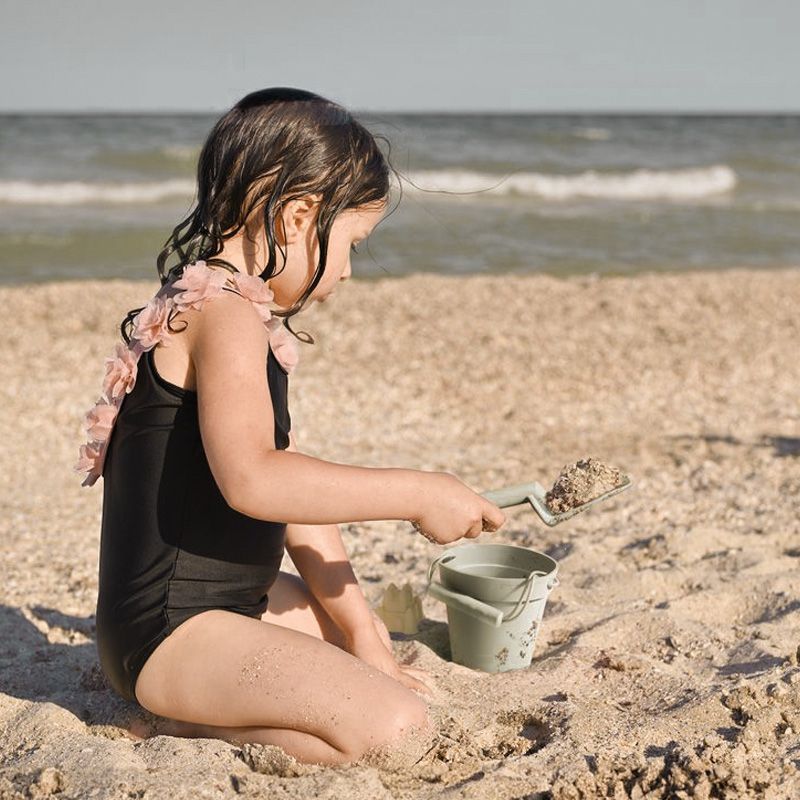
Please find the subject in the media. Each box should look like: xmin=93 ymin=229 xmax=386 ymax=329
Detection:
xmin=1 ymin=260 xmax=799 ymax=289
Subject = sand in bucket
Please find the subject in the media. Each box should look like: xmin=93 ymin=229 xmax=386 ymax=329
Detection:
xmin=426 ymin=543 xmax=559 ymax=673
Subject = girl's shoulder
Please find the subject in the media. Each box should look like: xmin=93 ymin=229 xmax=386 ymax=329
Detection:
xmin=155 ymin=261 xmax=296 ymax=366
xmin=74 ymin=261 xmax=298 ymax=487
xmin=168 ymin=261 xmax=274 ymax=324
xmin=135 ymin=262 xmax=277 ymax=342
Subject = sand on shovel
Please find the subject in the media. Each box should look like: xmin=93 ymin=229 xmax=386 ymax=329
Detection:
xmin=545 ymin=457 xmax=625 ymax=513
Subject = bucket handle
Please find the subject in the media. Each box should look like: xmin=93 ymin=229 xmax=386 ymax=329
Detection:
xmin=425 ymin=554 xmax=558 ymax=626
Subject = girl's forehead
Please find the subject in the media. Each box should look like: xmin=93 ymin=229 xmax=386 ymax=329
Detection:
xmin=342 ymin=203 xmax=386 ymax=230
xmin=363 ymin=201 xmax=388 ymax=225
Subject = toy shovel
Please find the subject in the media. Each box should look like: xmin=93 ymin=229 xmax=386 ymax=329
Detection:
xmin=480 ymin=476 xmax=632 ymax=527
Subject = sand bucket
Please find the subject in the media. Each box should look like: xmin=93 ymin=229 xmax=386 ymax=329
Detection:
xmin=426 ymin=543 xmax=559 ymax=673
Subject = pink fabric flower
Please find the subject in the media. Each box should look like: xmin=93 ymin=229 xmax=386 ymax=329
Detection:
xmin=79 ymin=261 xmax=304 ymax=488
xmin=84 ymin=400 xmax=119 ymax=442
xmin=75 ymin=440 xmax=105 ymax=487
xmin=172 ymin=261 xmax=229 ymax=311
xmin=231 ymin=272 xmax=275 ymax=323
xmin=102 ymin=342 xmax=138 ymax=401
xmin=131 ymin=295 xmax=174 ymax=350
xmin=266 ymin=317 xmax=299 ymax=374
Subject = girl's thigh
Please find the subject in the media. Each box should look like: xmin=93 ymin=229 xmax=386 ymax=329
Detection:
xmin=133 ymin=608 xmax=431 ymax=762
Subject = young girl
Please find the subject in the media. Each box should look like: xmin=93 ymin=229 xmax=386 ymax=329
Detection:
xmin=76 ymin=87 xmax=507 ymax=767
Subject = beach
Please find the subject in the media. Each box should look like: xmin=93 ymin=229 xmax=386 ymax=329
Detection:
xmin=1 ymin=267 xmax=798 ymax=799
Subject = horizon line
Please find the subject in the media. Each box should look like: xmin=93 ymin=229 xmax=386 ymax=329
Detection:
xmin=2 ymin=108 xmax=800 ymax=117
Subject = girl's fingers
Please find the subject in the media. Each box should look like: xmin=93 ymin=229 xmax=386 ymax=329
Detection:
xmin=482 ymin=503 xmax=506 ymax=531
xmin=398 ymin=665 xmax=435 ymax=694
xmin=464 ymin=519 xmax=485 ymax=538
xmin=397 ymin=670 xmax=433 ymax=696
xmin=399 ymin=665 xmax=430 ymax=680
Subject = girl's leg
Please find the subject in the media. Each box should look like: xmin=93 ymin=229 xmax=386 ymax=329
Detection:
xmin=258 ymin=570 xmax=350 ymax=647
xmin=256 ymin=571 xmax=393 ymax=651
xmin=133 ymin=606 xmax=433 ymax=765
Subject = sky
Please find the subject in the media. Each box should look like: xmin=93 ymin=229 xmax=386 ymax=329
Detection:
xmin=1 ymin=0 xmax=798 ymax=113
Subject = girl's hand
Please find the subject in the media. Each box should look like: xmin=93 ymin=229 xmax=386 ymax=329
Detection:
xmin=346 ymin=613 xmax=434 ymax=696
xmin=409 ymin=472 xmax=507 ymax=545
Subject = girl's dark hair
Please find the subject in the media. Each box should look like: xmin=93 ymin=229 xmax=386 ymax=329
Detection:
xmin=121 ymin=87 xmax=393 ymax=345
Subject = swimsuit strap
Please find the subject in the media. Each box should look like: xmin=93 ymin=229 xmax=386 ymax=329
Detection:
xmin=75 ymin=261 xmax=299 ymax=488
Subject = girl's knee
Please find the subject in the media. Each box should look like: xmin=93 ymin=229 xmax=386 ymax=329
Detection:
xmin=354 ymin=693 xmax=436 ymax=767
xmin=379 ymin=691 xmax=433 ymax=748
xmin=401 ymin=692 xmax=433 ymax=732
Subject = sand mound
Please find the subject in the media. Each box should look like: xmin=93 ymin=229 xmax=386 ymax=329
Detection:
xmin=1 ymin=268 xmax=799 ymax=799
xmin=545 ymin=457 xmax=625 ymax=512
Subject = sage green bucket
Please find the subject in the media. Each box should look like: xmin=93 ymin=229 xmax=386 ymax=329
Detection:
xmin=426 ymin=543 xmax=559 ymax=673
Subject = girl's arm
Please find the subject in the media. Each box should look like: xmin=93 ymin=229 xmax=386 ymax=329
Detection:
xmin=284 ymin=521 xmax=375 ymax=640
xmin=190 ymin=293 xmax=504 ymax=540
xmin=285 ymin=515 xmax=431 ymax=694
xmin=283 ymin=433 xmax=375 ymax=640
xmin=192 ymin=295 xmax=427 ymax=525
xmin=284 ymin=431 xmax=431 ymax=693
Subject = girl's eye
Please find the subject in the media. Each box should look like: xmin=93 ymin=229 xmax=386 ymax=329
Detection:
xmin=350 ymin=243 xmax=360 ymax=254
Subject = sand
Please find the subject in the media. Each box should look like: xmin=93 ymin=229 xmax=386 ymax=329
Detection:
xmin=1 ymin=267 xmax=799 ymax=799
xmin=545 ymin=458 xmax=626 ymax=513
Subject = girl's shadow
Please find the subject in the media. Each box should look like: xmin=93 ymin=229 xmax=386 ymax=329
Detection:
xmin=0 ymin=604 xmax=142 ymax=731
xmin=399 ymin=618 xmax=451 ymax=661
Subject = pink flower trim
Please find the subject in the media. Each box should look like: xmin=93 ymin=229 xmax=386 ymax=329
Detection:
xmin=76 ymin=261 xmax=300 ymax=486
xmin=172 ymin=261 xmax=228 ymax=312
xmin=265 ymin=316 xmax=300 ymax=374
xmin=102 ymin=342 xmax=138 ymax=401
xmin=77 ymin=440 xmax=105 ymax=488
xmin=84 ymin=400 xmax=119 ymax=442
xmin=131 ymin=295 xmax=174 ymax=350
xmin=231 ymin=271 xmax=275 ymax=324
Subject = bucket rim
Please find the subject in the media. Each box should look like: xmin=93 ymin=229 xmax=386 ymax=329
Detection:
xmin=436 ymin=542 xmax=558 ymax=584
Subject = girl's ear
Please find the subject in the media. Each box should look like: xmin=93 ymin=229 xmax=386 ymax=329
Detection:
xmin=278 ymin=194 xmax=323 ymax=243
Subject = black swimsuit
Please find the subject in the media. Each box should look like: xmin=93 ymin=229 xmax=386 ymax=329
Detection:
xmin=95 ymin=342 xmax=290 ymax=703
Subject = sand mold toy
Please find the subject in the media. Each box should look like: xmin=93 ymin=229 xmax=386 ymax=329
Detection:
xmin=375 ymin=582 xmax=424 ymax=634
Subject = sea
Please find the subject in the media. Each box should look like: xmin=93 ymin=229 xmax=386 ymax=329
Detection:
xmin=1 ymin=113 xmax=799 ymax=283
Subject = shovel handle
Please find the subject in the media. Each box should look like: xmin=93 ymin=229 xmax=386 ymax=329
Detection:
xmin=426 ymin=552 xmax=505 ymax=626
xmin=481 ymin=483 xmax=547 ymax=509
xmin=426 ymin=582 xmax=505 ymax=627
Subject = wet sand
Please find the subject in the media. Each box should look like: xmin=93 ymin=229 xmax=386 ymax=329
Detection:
xmin=1 ymin=267 xmax=799 ymax=799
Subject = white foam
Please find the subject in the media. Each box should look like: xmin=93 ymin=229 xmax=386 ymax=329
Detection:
xmin=0 ymin=179 xmax=196 ymax=205
xmin=572 ymin=127 xmax=612 ymax=141
xmin=161 ymin=145 xmax=199 ymax=160
xmin=2 ymin=165 xmax=738 ymax=206
xmin=398 ymin=165 xmax=738 ymax=201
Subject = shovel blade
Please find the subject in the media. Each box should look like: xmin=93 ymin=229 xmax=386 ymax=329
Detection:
xmin=529 ymin=476 xmax=633 ymax=526
xmin=482 ymin=477 xmax=633 ymax=526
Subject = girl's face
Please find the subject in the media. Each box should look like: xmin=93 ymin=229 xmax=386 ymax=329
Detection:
xmin=268 ymin=199 xmax=387 ymax=310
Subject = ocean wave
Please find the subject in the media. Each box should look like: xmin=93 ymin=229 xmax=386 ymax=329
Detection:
xmin=571 ymin=126 xmax=612 ymax=141
xmin=0 ymin=179 xmax=196 ymax=205
xmin=161 ymin=145 xmax=199 ymax=160
xmin=1 ymin=164 xmax=739 ymax=206
xmin=399 ymin=165 xmax=738 ymax=201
